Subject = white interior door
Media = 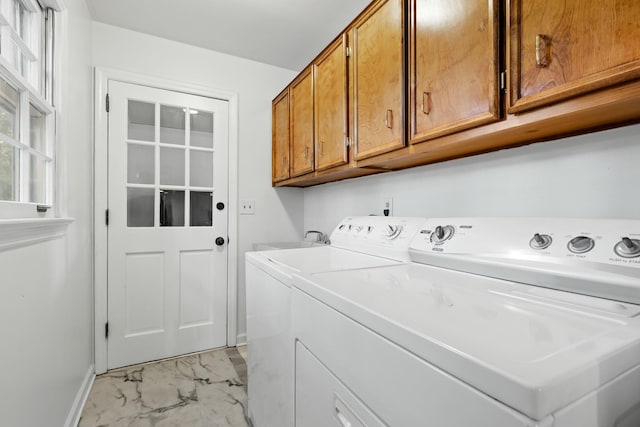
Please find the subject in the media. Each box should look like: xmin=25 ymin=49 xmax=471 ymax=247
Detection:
xmin=107 ymin=80 xmax=229 ymax=369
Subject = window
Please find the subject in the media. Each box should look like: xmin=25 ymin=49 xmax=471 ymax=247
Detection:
xmin=0 ymin=0 xmax=55 ymax=213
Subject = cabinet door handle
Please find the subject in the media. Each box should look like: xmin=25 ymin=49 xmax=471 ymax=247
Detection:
xmin=422 ymin=92 xmax=431 ymax=115
xmin=535 ymin=34 xmax=550 ymax=68
xmin=385 ymin=109 xmax=393 ymax=129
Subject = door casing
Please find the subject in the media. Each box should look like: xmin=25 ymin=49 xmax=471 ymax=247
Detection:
xmin=93 ymin=67 xmax=240 ymax=374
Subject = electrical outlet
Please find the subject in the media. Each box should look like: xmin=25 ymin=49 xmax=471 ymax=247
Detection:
xmin=240 ymin=199 xmax=255 ymax=215
xmin=383 ymin=197 xmax=393 ymax=216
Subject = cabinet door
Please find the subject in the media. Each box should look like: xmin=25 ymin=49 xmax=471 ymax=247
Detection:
xmin=509 ymin=0 xmax=640 ymax=113
xmin=290 ymin=67 xmax=314 ymax=177
xmin=410 ymin=0 xmax=500 ymax=144
xmin=352 ymin=0 xmax=405 ymax=161
xmin=314 ymin=35 xmax=348 ymax=171
xmin=272 ymin=89 xmax=290 ymax=183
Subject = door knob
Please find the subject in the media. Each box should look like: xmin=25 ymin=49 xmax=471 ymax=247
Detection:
xmin=215 ymin=237 xmax=225 ymax=246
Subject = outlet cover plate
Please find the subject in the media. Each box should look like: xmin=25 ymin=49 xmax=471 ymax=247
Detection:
xmin=383 ymin=197 xmax=393 ymax=216
xmin=240 ymin=199 xmax=255 ymax=215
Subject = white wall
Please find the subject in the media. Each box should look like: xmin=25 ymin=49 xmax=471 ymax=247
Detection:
xmin=304 ymin=124 xmax=640 ymax=233
xmin=91 ymin=22 xmax=303 ymax=341
xmin=0 ymin=0 xmax=94 ymax=426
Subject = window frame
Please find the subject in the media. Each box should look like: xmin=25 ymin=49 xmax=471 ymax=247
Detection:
xmin=0 ymin=0 xmax=56 ymax=219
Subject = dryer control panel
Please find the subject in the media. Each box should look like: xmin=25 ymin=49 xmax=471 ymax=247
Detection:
xmin=409 ymin=218 xmax=640 ymax=304
xmin=330 ymin=216 xmax=428 ymax=262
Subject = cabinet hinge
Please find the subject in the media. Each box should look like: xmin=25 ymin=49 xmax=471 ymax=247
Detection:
xmin=105 ymin=209 xmax=109 ymax=226
xmin=106 ymin=93 xmax=110 ymax=112
xmin=105 ymin=322 xmax=109 ymax=339
xmin=345 ymin=136 xmax=350 ymax=148
xmin=499 ymin=71 xmax=507 ymax=92
xmin=346 ymin=46 xmax=351 ymax=57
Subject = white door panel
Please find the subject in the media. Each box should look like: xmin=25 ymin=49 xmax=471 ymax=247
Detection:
xmin=107 ymin=80 xmax=229 ymax=369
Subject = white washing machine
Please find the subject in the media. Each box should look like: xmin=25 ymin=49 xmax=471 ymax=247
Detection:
xmin=245 ymin=216 xmax=427 ymax=427
xmin=292 ymin=218 xmax=640 ymax=427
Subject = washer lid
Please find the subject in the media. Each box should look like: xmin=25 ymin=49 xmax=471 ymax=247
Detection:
xmin=247 ymin=245 xmax=400 ymax=282
xmin=293 ymin=263 xmax=640 ymax=421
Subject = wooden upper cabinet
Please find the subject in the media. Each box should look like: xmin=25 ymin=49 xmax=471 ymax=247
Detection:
xmin=352 ymin=0 xmax=405 ymax=161
xmin=272 ymin=89 xmax=290 ymax=183
xmin=410 ymin=0 xmax=500 ymax=144
xmin=509 ymin=0 xmax=640 ymax=113
xmin=290 ymin=67 xmax=315 ymax=177
xmin=314 ymin=35 xmax=349 ymax=171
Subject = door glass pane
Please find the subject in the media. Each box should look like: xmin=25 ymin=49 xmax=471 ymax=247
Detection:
xmin=30 ymin=104 xmax=45 ymax=153
xmin=190 ymin=151 xmax=213 ymax=188
xmin=160 ymin=105 xmax=185 ymax=145
xmin=190 ymin=110 xmax=214 ymax=148
xmin=160 ymin=147 xmax=185 ymax=185
xmin=190 ymin=191 xmax=212 ymax=227
xmin=128 ymin=100 xmax=155 ymax=142
xmin=127 ymin=188 xmax=155 ymax=227
xmin=0 ymin=140 xmax=17 ymax=201
xmin=28 ymin=154 xmax=45 ymax=203
xmin=127 ymin=144 xmax=154 ymax=184
xmin=160 ymin=190 xmax=184 ymax=227
xmin=0 ymin=78 xmax=20 ymax=139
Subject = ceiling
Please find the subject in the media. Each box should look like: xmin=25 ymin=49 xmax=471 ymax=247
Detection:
xmin=85 ymin=0 xmax=371 ymax=71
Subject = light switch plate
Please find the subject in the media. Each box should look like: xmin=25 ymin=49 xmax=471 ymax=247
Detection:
xmin=240 ymin=199 xmax=255 ymax=215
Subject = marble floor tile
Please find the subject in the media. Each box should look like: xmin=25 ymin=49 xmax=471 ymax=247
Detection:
xmin=79 ymin=347 xmax=249 ymax=427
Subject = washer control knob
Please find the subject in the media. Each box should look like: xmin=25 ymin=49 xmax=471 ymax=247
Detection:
xmin=430 ymin=225 xmax=455 ymax=244
xmin=530 ymin=233 xmax=552 ymax=250
xmin=385 ymin=225 xmax=403 ymax=240
xmin=568 ymin=236 xmax=595 ymax=254
xmin=614 ymin=237 xmax=640 ymax=258
xmin=355 ymin=225 xmax=363 ymax=232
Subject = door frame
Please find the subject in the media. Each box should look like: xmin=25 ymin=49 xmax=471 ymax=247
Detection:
xmin=93 ymin=67 xmax=239 ymax=374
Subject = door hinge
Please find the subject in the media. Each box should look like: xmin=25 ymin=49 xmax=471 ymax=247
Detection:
xmin=106 ymin=93 xmax=110 ymax=112
xmin=345 ymin=136 xmax=350 ymax=148
xmin=105 ymin=322 xmax=109 ymax=339
xmin=500 ymin=71 xmax=507 ymax=93
xmin=105 ymin=209 xmax=109 ymax=226
xmin=346 ymin=46 xmax=351 ymax=57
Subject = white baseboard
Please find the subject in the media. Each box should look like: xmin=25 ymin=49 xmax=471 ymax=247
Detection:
xmin=64 ymin=364 xmax=95 ymax=427
xmin=236 ymin=332 xmax=247 ymax=346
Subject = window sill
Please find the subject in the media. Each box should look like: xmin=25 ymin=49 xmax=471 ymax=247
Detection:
xmin=0 ymin=217 xmax=74 ymax=252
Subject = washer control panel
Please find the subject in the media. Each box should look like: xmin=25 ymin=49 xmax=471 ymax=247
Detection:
xmin=330 ymin=216 xmax=428 ymax=261
xmin=409 ymin=218 xmax=640 ymax=304
xmin=412 ymin=218 xmax=640 ymax=262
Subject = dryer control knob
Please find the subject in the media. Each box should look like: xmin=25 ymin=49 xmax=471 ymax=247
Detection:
xmin=614 ymin=237 xmax=640 ymax=258
xmin=430 ymin=225 xmax=455 ymax=244
xmin=568 ymin=236 xmax=595 ymax=254
xmin=530 ymin=233 xmax=552 ymax=250
xmin=385 ymin=225 xmax=403 ymax=240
